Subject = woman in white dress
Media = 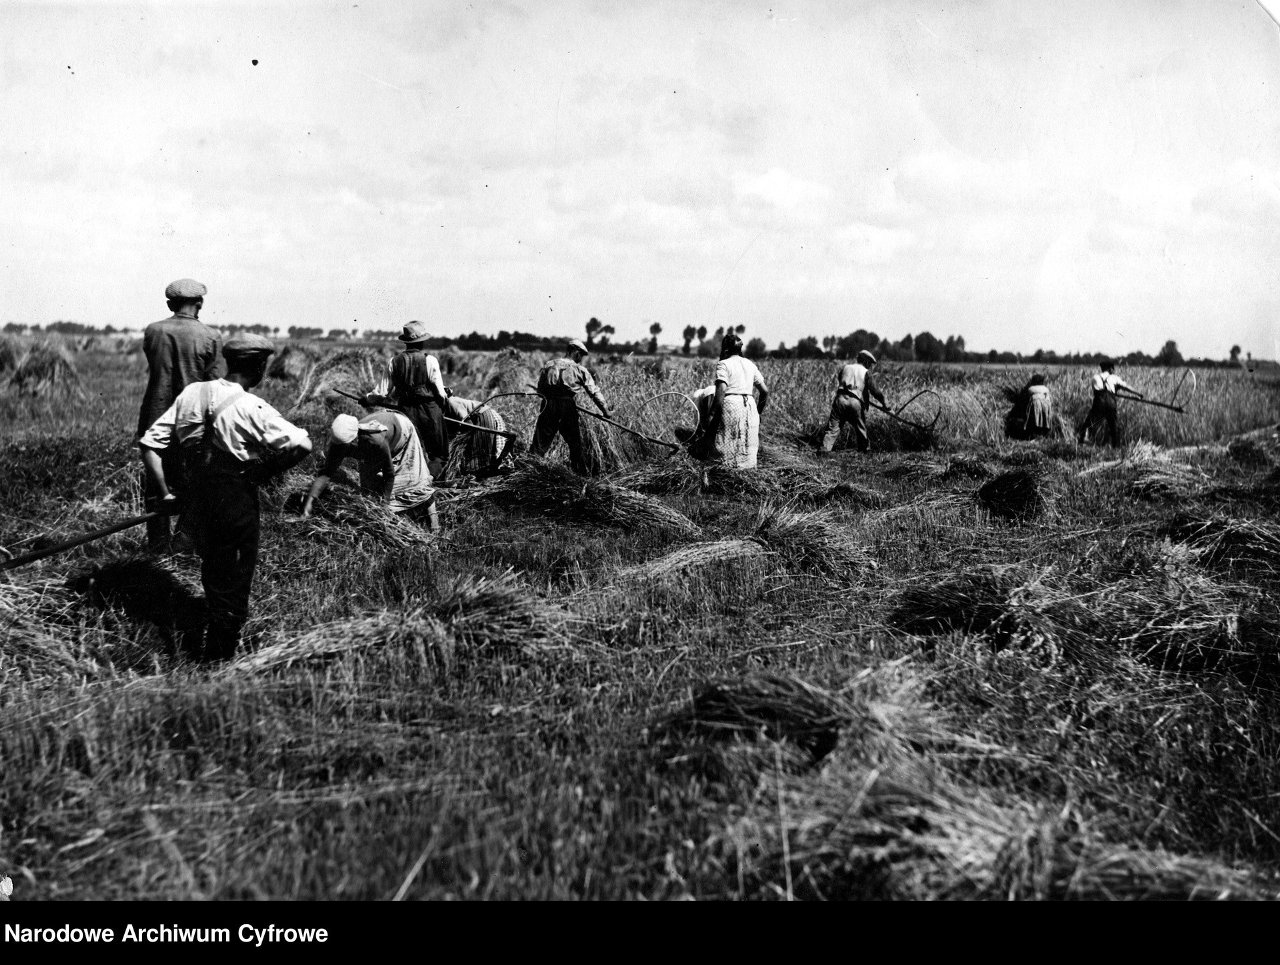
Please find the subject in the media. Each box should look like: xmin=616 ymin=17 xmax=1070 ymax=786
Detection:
xmin=706 ymin=332 xmax=769 ymax=469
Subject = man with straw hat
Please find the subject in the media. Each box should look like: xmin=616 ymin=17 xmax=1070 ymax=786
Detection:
xmin=138 ymin=334 xmax=312 ymax=661
xmin=136 ymin=277 xmax=223 ymax=552
xmin=530 ymin=338 xmax=611 ymax=475
xmin=301 ymin=395 xmax=440 ymax=531
xmin=819 ymin=349 xmax=886 ymax=454
xmin=373 ymin=320 xmax=452 ymax=475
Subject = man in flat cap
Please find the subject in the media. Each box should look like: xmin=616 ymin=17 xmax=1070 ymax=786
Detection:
xmin=530 ymin=337 xmax=611 ymax=475
xmin=139 ymin=333 xmax=312 ymax=661
xmin=820 ymin=349 xmax=886 ymax=454
xmin=137 ymin=278 xmax=224 ymax=551
xmin=372 ymin=320 xmax=451 ymax=476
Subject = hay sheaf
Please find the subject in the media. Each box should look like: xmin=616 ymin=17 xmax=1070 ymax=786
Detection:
xmin=1159 ymin=512 xmax=1280 ymax=575
xmin=618 ymin=539 xmax=769 ymax=581
xmin=455 ymin=458 xmax=701 ymax=537
xmin=1129 ymin=463 xmax=1211 ymax=502
xmin=977 ymin=468 xmax=1051 ymax=521
xmin=285 ymin=484 xmax=437 ymax=552
xmin=688 ymin=667 xmax=1264 ymax=900
xmin=888 ymin=555 xmax=1279 ymax=680
xmin=753 ymin=503 xmax=874 ymax=576
xmin=230 ymin=569 xmax=571 ymax=675
xmin=286 ymin=347 xmax=386 ymax=411
xmin=7 ymin=340 xmax=83 ymax=397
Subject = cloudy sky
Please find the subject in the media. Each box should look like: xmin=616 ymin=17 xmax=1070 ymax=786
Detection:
xmin=3 ymin=0 xmax=1279 ymax=358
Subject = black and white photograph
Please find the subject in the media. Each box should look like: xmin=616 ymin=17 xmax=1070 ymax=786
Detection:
xmin=2 ymin=0 xmax=1280 ymax=906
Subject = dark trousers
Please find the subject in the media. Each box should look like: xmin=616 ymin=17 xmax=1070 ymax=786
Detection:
xmin=400 ymin=397 xmax=450 ymax=466
xmin=188 ymin=470 xmax=259 ymax=660
xmin=530 ymin=397 xmax=594 ymax=475
xmin=820 ymin=394 xmax=869 ymax=452
xmin=142 ymin=446 xmax=185 ymax=549
xmin=1077 ymin=392 xmax=1119 ymax=446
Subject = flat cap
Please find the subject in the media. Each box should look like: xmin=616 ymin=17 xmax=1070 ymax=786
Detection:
xmin=165 ymin=278 xmax=207 ymax=300
xmin=567 ymin=338 xmax=589 ymax=354
xmin=222 ymin=333 xmax=276 ymax=356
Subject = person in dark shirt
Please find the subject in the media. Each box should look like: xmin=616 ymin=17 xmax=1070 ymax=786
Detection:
xmin=136 ymin=278 xmax=224 ymax=551
xmin=530 ymin=339 xmax=610 ymax=475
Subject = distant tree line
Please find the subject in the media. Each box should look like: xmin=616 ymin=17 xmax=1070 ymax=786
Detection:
xmin=1 ymin=317 xmax=1259 ymax=368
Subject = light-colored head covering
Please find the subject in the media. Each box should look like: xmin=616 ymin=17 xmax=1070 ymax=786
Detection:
xmin=165 ymin=278 xmax=207 ymax=300
xmin=857 ymin=349 xmax=877 ymax=365
xmin=398 ymin=320 xmax=431 ymax=343
xmin=223 ymin=333 xmax=275 ymax=357
xmin=330 ymin=414 xmax=360 ymax=445
xmin=567 ymin=338 xmax=590 ymax=355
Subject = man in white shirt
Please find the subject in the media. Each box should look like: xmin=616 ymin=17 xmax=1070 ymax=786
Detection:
xmin=1077 ymin=359 xmax=1143 ymax=446
xmin=139 ymin=334 xmax=312 ymax=660
xmin=820 ymin=349 xmax=886 ymax=453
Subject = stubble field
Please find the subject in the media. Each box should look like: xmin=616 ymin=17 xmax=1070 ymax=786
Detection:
xmin=3 ymin=337 xmax=1280 ymax=900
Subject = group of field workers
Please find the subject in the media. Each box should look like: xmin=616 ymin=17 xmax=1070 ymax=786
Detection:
xmin=131 ymin=277 xmax=1141 ymax=661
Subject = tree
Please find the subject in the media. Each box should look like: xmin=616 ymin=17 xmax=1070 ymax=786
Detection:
xmin=1154 ymin=340 xmax=1184 ymax=367
xmin=1230 ymin=344 xmax=1242 ymax=366
xmin=585 ymin=317 xmax=603 ymax=345
xmin=735 ymin=324 xmax=746 ymax=335
xmin=898 ymin=333 xmax=914 ymax=361
xmin=696 ymin=325 xmax=707 ymax=341
xmin=913 ymin=331 xmax=944 ymax=363
xmin=745 ymin=337 xmax=767 ymax=359
xmin=681 ymin=325 xmax=697 ymax=355
xmin=648 ymin=322 xmax=662 ymax=355
xmin=597 ymin=323 xmax=616 ymax=346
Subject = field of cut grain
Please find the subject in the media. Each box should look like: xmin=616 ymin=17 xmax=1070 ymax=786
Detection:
xmin=3 ymin=337 xmax=1280 ymax=900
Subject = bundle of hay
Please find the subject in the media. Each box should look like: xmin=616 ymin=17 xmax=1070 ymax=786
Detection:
xmin=1159 ymin=512 xmax=1280 ymax=574
xmin=0 ymin=335 xmax=23 ymax=374
xmin=287 ymin=347 xmax=385 ymax=411
xmin=882 ymin=456 xmax=947 ymax=481
xmin=7 ymin=339 xmax=83 ymax=397
xmin=752 ymin=503 xmax=873 ymax=576
xmin=795 ymin=480 xmax=887 ymax=509
xmin=479 ymin=347 xmax=535 ymax=396
xmin=1129 ymin=463 xmax=1209 ymax=502
xmin=938 ymin=453 xmax=995 ymax=482
xmin=609 ymin=454 xmax=706 ymax=497
xmin=653 ymin=673 xmax=854 ymax=763
xmin=1227 ymin=437 xmax=1274 ymax=468
xmin=889 ymin=564 xmax=1032 ymax=641
xmin=265 ymin=342 xmax=321 ymax=381
xmin=295 ymin=484 xmax=436 ymax=551
xmin=232 ymin=569 xmax=570 ymax=676
xmin=455 ymin=458 xmax=701 ymax=537
xmin=0 ymin=576 xmax=112 ymax=680
xmin=977 ymin=468 xmax=1050 ymax=521
xmin=618 ymin=539 xmax=768 ymax=581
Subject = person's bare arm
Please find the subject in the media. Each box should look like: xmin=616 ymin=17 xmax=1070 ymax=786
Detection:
xmin=301 ymin=448 xmax=346 ymax=517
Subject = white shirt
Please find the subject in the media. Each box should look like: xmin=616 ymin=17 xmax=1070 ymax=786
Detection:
xmin=1091 ymin=372 xmax=1132 ymax=394
xmin=714 ymin=356 xmax=767 ymax=396
xmin=139 ymin=378 xmax=309 ymax=462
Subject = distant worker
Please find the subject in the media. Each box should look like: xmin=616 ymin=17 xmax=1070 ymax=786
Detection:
xmin=1021 ymin=373 xmax=1054 ymax=438
xmin=820 ymin=349 xmax=885 ymax=453
xmin=136 ymin=278 xmax=223 ymax=552
xmin=1077 ymin=359 xmax=1142 ymax=446
xmin=706 ymin=331 xmax=769 ymax=469
xmin=374 ymin=320 xmax=451 ymax=475
xmin=139 ymin=334 xmax=312 ymax=661
xmin=530 ymin=338 xmax=610 ymax=476
xmin=301 ymin=396 xmax=440 ymax=529
xmin=445 ymin=394 xmax=514 ymax=477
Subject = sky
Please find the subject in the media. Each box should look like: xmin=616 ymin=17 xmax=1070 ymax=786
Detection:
xmin=3 ymin=0 xmax=1279 ymax=359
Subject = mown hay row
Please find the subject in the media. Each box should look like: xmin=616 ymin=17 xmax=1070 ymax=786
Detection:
xmin=451 ymin=458 xmax=701 ymax=537
xmin=231 ymin=569 xmax=573 ymax=676
xmin=617 ymin=539 xmax=769 ymax=581
xmin=1159 ymin=511 xmax=1280 ymax=575
xmin=752 ymin=503 xmax=874 ymax=576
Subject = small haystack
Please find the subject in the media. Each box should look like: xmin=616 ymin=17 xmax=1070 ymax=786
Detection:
xmin=1129 ymin=463 xmax=1209 ymax=502
xmin=618 ymin=539 xmax=769 ymax=581
xmin=455 ymin=458 xmax=701 ymax=537
xmin=977 ymin=468 xmax=1050 ymax=521
xmin=7 ymin=340 xmax=83 ymax=397
xmin=752 ymin=503 xmax=873 ymax=576
xmin=653 ymin=673 xmax=854 ymax=763
xmin=231 ymin=569 xmax=571 ymax=676
xmin=294 ymin=484 xmax=437 ymax=551
xmin=287 ymin=347 xmax=386 ymax=411
xmin=1159 ymin=512 xmax=1280 ymax=574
